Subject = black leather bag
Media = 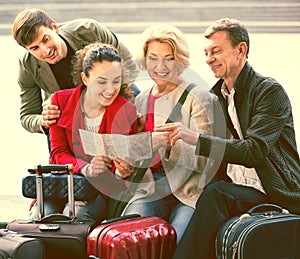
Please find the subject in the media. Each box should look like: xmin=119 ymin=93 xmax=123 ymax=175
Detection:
xmin=22 ymin=166 xmax=98 ymax=201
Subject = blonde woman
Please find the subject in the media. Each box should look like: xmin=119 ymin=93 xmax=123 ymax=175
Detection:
xmin=122 ymin=24 xmax=215 ymax=243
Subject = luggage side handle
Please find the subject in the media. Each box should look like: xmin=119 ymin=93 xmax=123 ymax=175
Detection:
xmin=248 ymin=203 xmax=289 ymax=215
xmin=239 ymin=203 xmax=289 ymax=221
xmin=101 ymin=214 xmax=141 ymax=224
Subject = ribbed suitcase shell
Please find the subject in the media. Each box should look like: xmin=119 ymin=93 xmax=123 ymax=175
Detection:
xmin=216 ymin=210 xmax=300 ymax=259
xmin=87 ymin=216 xmax=176 ymax=259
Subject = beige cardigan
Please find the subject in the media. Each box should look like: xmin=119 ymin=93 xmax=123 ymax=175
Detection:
xmin=121 ymin=81 xmax=215 ymax=213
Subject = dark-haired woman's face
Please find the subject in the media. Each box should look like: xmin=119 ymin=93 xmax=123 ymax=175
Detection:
xmin=83 ymin=61 xmax=122 ymax=107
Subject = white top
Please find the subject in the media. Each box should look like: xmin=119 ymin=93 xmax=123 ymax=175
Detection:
xmin=82 ymin=111 xmax=123 ymax=178
xmin=221 ymin=84 xmax=265 ymax=193
xmin=84 ymin=113 xmax=104 ymax=133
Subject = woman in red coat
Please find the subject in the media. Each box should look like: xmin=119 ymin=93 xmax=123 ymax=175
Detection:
xmin=29 ymin=43 xmax=139 ymax=226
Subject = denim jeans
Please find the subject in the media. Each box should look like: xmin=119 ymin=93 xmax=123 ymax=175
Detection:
xmin=29 ymin=193 xmax=107 ymax=228
xmin=123 ymin=172 xmax=194 ymax=244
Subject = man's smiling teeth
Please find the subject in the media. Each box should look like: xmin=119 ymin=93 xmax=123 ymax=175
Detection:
xmin=47 ymin=49 xmax=55 ymax=58
xmin=212 ymin=64 xmax=220 ymax=70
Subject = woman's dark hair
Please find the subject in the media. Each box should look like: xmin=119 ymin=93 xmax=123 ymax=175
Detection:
xmin=72 ymin=43 xmax=134 ymax=100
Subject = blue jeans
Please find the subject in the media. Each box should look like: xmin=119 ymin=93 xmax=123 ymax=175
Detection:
xmin=123 ymin=172 xmax=194 ymax=244
xmin=29 ymin=193 xmax=107 ymax=227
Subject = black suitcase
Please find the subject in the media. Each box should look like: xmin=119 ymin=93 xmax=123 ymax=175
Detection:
xmin=216 ymin=203 xmax=300 ymax=259
xmin=0 ymin=228 xmax=44 ymax=259
xmin=7 ymin=164 xmax=92 ymax=259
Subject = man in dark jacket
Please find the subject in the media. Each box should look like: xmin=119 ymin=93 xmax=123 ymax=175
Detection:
xmin=155 ymin=18 xmax=300 ymax=259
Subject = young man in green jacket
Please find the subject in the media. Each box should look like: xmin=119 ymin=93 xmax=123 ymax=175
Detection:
xmin=12 ymin=8 xmax=139 ymax=138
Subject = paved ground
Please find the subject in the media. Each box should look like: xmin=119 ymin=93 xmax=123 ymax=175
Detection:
xmin=0 ymin=195 xmax=29 ymax=223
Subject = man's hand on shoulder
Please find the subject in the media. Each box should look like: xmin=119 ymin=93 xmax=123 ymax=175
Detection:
xmin=41 ymin=104 xmax=61 ymax=128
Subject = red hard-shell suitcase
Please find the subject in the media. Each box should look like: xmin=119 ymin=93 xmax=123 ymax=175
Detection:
xmin=87 ymin=215 xmax=177 ymax=259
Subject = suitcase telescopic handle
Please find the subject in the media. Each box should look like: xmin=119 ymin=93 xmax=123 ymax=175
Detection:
xmin=248 ymin=203 xmax=289 ymax=215
xmin=27 ymin=164 xmax=73 ymax=175
xmin=31 ymin=164 xmax=75 ymax=221
xmin=33 ymin=164 xmax=73 ymax=175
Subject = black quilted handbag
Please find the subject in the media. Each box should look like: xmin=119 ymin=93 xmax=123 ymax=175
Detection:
xmin=22 ymin=168 xmax=98 ymax=201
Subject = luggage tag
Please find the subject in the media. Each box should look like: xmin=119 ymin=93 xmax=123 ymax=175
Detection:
xmin=39 ymin=224 xmax=60 ymax=231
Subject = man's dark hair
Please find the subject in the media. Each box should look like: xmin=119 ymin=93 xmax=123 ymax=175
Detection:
xmin=204 ymin=18 xmax=250 ymax=58
xmin=12 ymin=8 xmax=54 ymax=47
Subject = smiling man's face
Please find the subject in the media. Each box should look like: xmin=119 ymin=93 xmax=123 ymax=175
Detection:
xmin=26 ymin=23 xmax=67 ymax=64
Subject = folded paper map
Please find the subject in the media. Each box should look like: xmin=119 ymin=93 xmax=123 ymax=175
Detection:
xmin=79 ymin=129 xmax=153 ymax=163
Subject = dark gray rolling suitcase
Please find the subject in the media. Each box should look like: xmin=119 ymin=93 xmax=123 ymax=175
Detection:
xmin=215 ymin=203 xmax=300 ymax=259
xmin=0 ymin=228 xmax=44 ymax=259
xmin=7 ymin=164 xmax=92 ymax=259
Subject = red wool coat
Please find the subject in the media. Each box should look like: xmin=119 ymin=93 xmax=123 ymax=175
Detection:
xmin=49 ymin=84 xmax=139 ymax=173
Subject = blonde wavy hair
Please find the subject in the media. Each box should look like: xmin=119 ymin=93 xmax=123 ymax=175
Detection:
xmin=136 ymin=24 xmax=190 ymax=74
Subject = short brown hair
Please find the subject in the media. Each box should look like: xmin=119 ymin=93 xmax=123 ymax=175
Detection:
xmin=204 ymin=18 xmax=250 ymax=58
xmin=12 ymin=8 xmax=54 ymax=47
